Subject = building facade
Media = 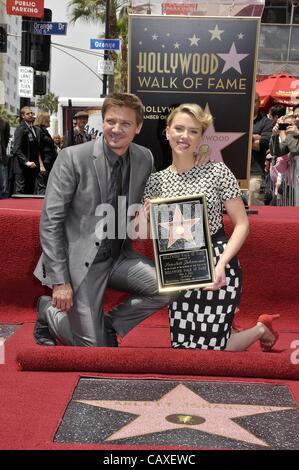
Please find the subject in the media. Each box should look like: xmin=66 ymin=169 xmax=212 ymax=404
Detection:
xmin=0 ymin=2 xmax=21 ymax=115
xmin=259 ymin=0 xmax=299 ymax=76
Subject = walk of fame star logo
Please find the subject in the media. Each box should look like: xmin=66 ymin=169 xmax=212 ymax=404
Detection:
xmin=159 ymin=206 xmax=200 ymax=248
xmin=76 ymin=384 xmax=293 ymax=446
xmin=201 ymin=103 xmax=245 ymax=163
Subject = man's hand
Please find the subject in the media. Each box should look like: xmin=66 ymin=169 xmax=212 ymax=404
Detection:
xmin=285 ymin=124 xmax=299 ymax=136
xmin=194 ymin=144 xmax=211 ymax=166
xmin=26 ymin=161 xmax=37 ymax=168
xmin=52 ymin=283 xmax=73 ymax=312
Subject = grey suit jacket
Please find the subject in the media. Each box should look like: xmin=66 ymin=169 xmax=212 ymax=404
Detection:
xmin=34 ymin=137 xmax=154 ymax=292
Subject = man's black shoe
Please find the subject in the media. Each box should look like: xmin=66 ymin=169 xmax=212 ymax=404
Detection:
xmin=104 ymin=315 xmax=118 ymax=347
xmin=34 ymin=296 xmax=56 ymax=346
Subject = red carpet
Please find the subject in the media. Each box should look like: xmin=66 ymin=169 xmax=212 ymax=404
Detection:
xmin=1 ymin=322 xmax=299 ymax=450
xmin=1 ymin=199 xmax=299 ymax=328
xmin=1 ymin=199 xmax=299 ymax=450
xmin=17 ymin=342 xmax=299 ymax=380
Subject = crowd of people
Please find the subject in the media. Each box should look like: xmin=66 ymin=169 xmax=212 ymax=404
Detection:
xmin=249 ymin=93 xmax=299 ymax=206
xmin=0 ymin=106 xmax=94 ymax=198
xmin=33 ymin=92 xmax=281 ymax=353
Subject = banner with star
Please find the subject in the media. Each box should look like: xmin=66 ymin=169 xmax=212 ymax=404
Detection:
xmin=128 ymin=15 xmax=260 ymax=187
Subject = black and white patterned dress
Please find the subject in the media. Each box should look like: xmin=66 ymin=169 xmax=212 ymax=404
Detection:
xmin=143 ymin=162 xmax=242 ymax=350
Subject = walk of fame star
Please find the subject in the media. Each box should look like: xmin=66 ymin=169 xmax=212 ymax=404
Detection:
xmin=159 ymin=206 xmax=199 ymax=248
xmin=77 ymin=384 xmax=292 ymax=446
xmin=201 ymin=104 xmax=245 ymax=162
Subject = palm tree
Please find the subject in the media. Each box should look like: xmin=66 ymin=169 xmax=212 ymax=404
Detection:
xmin=0 ymin=106 xmax=19 ymax=127
xmin=68 ymin=0 xmax=130 ymax=92
xmin=36 ymin=92 xmax=59 ymax=114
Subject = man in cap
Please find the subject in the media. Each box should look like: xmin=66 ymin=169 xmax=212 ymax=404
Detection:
xmin=63 ymin=110 xmax=92 ymax=148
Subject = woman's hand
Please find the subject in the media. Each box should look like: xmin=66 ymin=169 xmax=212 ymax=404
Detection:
xmin=203 ymin=262 xmax=227 ymax=291
xmin=39 ymin=165 xmax=46 ymax=175
xmin=143 ymin=198 xmax=151 ymax=221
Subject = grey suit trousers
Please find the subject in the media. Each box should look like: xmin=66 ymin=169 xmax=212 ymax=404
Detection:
xmin=45 ymin=253 xmax=174 ymax=346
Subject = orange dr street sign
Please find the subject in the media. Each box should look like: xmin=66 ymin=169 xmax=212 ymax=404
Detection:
xmin=6 ymin=0 xmax=44 ymax=18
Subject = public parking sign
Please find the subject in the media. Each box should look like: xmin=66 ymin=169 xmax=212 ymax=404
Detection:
xmin=31 ymin=21 xmax=67 ymax=35
xmin=6 ymin=0 xmax=44 ymax=18
xmin=90 ymin=38 xmax=121 ymax=52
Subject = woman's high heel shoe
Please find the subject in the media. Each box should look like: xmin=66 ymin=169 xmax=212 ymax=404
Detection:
xmin=257 ymin=314 xmax=280 ymax=351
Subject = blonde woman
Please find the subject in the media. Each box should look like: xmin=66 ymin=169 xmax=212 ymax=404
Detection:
xmin=144 ymin=103 xmax=279 ymax=351
xmin=34 ymin=112 xmax=57 ymax=194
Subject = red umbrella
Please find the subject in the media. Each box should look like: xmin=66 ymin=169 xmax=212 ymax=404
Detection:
xmin=256 ymin=73 xmax=299 ymax=109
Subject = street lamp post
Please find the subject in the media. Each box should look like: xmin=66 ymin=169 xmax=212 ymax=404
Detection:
xmin=101 ymin=0 xmax=110 ymax=97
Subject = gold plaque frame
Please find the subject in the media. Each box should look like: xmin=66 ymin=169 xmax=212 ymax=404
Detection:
xmin=150 ymin=194 xmax=215 ymax=293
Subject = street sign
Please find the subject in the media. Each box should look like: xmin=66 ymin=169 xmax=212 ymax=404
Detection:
xmin=90 ymin=38 xmax=121 ymax=52
xmin=97 ymin=59 xmax=115 ymax=75
xmin=31 ymin=21 xmax=67 ymax=35
xmin=18 ymin=66 xmax=34 ymax=98
xmin=6 ymin=0 xmax=44 ymax=18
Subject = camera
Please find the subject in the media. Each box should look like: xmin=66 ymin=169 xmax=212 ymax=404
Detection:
xmin=278 ymin=123 xmax=289 ymax=131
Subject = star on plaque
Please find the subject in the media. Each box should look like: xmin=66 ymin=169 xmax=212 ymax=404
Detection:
xmin=217 ymin=42 xmax=249 ymax=74
xmin=159 ymin=206 xmax=199 ymax=248
xmin=174 ymin=42 xmax=180 ymax=49
xmin=209 ymin=25 xmax=224 ymax=41
xmin=77 ymin=384 xmax=292 ymax=446
xmin=188 ymin=34 xmax=200 ymax=46
xmin=152 ymin=34 xmax=158 ymax=40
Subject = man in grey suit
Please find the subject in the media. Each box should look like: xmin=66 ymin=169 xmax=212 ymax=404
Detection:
xmin=33 ymin=93 xmax=174 ymax=347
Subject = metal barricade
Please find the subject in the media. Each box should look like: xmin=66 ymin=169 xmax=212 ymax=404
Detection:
xmin=263 ymin=155 xmax=298 ymax=207
xmin=274 ymin=156 xmax=298 ymax=207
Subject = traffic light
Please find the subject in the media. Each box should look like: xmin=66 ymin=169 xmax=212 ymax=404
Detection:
xmin=0 ymin=24 xmax=7 ymax=53
xmin=33 ymin=74 xmax=47 ymax=95
xmin=30 ymin=9 xmax=52 ymax=72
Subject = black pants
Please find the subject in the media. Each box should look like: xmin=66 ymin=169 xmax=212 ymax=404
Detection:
xmin=14 ymin=167 xmax=39 ymax=194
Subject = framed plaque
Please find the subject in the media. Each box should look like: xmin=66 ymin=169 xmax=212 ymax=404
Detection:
xmin=150 ymin=194 xmax=215 ymax=293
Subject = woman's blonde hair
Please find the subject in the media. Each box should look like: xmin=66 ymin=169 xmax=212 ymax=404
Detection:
xmin=34 ymin=112 xmax=50 ymax=127
xmin=167 ymin=103 xmax=213 ymax=133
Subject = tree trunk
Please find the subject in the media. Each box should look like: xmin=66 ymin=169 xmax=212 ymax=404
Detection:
xmin=107 ymin=0 xmax=118 ymax=93
xmin=121 ymin=38 xmax=127 ymax=92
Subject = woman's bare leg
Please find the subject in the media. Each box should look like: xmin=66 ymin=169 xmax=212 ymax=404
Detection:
xmin=225 ymin=323 xmax=275 ymax=352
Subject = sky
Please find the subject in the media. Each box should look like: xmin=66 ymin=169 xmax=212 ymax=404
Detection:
xmin=45 ymin=0 xmax=104 ymax=98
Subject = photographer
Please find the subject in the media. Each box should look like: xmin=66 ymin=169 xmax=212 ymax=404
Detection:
xmin=269 ymin=114 xmax=297 ymax=204
xmin=271 ymin=105 xmax=299 ymax=158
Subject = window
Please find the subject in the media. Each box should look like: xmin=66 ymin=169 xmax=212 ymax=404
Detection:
xmin=259 ymin=24 xmax=290 ymax=61
xmin=262 ymin=1 xmax=292 ymax=24
xmin=289 ymin=25 xmax=299 ymax=60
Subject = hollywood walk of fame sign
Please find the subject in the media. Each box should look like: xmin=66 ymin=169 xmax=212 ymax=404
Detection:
xmin=128 ymin=15 xmax=259 ymax=187
xmin=149 ymin=194 xmax=215 ymax=292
